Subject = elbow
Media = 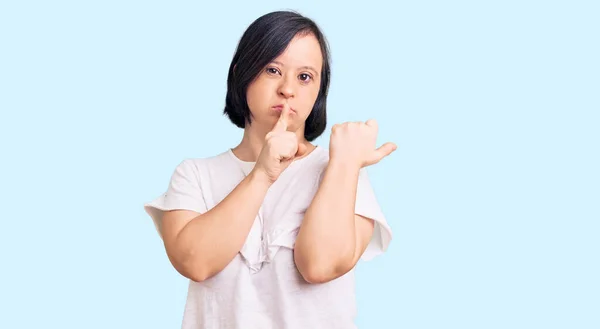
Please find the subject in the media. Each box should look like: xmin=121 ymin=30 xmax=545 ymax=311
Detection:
xmin=180 ymin=264 xmax=218 ymax=283
xmin=294 ymin=251 xmax=354 ymax=284
xmin=188 ymin=269 xmax=212 ymax=283
xmin=168 ymin=253 xmax=216 ymax=283
xmin=298 ymin=267 xmax=333 ymax=284
xmin=297 ymin=262 xmax=353 ymax=284
xmin=182 ymin=256 xmax=223 ymax=282
xmin=164 ymin=241 xmax=225 ymax=283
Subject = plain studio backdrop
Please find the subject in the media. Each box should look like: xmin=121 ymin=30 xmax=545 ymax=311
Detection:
xmin=1 ymin=1 xmax=598 ymax=328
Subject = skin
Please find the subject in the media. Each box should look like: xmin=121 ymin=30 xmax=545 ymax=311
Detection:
xmin=233 ymin=32 xmax=322 ymax=165
xmin=160 ymin=33 xmax=396 ymax=283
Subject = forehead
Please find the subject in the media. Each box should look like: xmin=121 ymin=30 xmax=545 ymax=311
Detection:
xmin=273 ymin=33 xmax=323 ymax=71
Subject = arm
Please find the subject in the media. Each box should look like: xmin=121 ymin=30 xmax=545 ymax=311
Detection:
xmin=162 ymin=170 xmax=271 ymax=282
xmin=294 ymin=119 xmax=396 ymax=284
xmin=162 ymin=103 xmax=304 ymax=282
xmin=294 ymin=161 xmax=375 ymax=284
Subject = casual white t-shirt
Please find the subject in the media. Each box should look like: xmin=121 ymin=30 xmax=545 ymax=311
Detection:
xmin=144 ymin=145 xmax=392 ymax=329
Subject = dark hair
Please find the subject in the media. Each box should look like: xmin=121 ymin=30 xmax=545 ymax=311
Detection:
xmin=223 ymin=10 xmax=331 ymax=142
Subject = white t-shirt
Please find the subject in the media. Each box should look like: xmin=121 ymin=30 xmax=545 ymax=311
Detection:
xmin=144 ymin=145 xmax=392 ymax=329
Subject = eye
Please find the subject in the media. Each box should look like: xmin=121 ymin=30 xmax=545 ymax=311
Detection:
xmin=299 ymin=73 xmax=312 ymax=83
xmin=266 ymin=67 xmax=280 ymax=75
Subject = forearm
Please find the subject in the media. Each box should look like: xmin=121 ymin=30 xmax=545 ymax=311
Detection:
xmin=173 ymin=170 xmax=271 ymax=281
xmin=294 ymin=160 xmax=360 ymax=282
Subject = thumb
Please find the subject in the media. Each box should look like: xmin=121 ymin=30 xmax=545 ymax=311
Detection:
xmin=368 ymin=142 xmax=397 ymax=165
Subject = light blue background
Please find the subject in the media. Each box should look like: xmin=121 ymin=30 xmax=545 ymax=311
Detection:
xmin=1 ymin=1 xmax=598 ymax=328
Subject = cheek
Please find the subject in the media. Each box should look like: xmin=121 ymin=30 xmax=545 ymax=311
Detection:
xmin=246 ymin=81 xmax=266 ymax=110
xmin=299 ymin=86 xmax=320 ymax=117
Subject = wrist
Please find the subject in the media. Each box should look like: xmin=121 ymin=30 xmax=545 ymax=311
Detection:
xmin=327 ymin=158 xmax=362 ymax=174
xmin=248 ymin=168 xmax=273 ymax=189
xmin=328 ymin=157 xmax=362 ymax=173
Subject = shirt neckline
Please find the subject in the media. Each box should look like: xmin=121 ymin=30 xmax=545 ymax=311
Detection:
xmin=227 ymin=145 xmax=322 ymax=168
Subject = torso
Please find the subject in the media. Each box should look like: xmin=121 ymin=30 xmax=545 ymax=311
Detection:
xmin=181 ymin=146 xmax=358 ymax=329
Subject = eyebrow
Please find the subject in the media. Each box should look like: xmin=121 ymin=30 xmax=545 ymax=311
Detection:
xmin=271 ymin=61 xmax=319 ymax=76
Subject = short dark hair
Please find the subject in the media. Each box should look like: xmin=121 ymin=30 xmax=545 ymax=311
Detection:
xmin=223 ymin=10 xmax=331 ymax=142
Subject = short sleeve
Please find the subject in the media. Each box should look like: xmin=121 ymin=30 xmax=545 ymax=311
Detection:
xmin=143 ymin=159 xmax=208 ymax=239
xmin=355 ymin=168 xmax=393 ymax=261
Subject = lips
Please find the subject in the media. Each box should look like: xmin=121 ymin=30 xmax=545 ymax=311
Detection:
xmin=272 ymin=104 xmax=296 ymax=113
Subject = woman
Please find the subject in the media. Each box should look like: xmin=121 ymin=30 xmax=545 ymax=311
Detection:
xmin=144 ymin=10 xmax=396 ymax=329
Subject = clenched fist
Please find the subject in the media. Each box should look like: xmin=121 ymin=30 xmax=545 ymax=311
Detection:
xmin=253 ymin=103 xmax=308 ymax=184
xmin=329 ymin=119 xmax=397 ymax=169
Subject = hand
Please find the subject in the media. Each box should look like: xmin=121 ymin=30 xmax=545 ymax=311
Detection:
xmin=329 ymin=119 xmax=396 ymax=169
xmin=253 ymin=103 xmax=308 ymax=184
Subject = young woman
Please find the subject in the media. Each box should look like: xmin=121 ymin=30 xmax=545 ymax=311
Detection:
xmin=145 ymin=10 xmax=396 ymax=329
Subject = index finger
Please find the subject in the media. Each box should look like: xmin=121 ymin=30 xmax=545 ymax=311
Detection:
xmin=273 ymin=103 xmax=291 ymax=132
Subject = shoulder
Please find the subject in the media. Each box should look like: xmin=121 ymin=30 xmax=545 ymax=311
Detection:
xmin=171 ymin=150 xmax=232 ymax=177
xmin=184 ymin=149 xmax=230 ymax=165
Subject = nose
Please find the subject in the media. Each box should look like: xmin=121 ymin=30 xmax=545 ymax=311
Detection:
xmin=277 ymin=75 xmax=295 ymax=99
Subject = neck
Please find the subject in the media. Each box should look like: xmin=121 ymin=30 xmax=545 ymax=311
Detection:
xmin=232 ymin=123 xmax=314 ymax=162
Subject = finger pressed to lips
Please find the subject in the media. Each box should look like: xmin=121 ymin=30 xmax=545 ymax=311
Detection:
xmin=272 ymin=105 xmax=296 ymax=119
xmin=272 ymin=103 xmax=293 ymax=132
